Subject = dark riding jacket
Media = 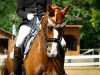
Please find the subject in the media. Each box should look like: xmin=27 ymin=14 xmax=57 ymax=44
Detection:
xmin=16 ymin=0 xmax=47 ymax=25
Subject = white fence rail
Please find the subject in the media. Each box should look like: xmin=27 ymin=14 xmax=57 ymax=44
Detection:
xmin=0 ymin=55 xmax=100 ymax=67
xmin=81 ymin=49 xmax=100 ymax=55
xmin=64 ymin=55 xmax=100 ymax=66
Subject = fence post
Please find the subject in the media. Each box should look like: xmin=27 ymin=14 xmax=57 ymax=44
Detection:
xmin=99 ymin=51 xmax=100 ymax=67
xmin=12 ymin=24 xmax=16 ymax=36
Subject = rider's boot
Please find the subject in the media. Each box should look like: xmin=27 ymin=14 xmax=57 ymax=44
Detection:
xmin=12 ymin=46 xmax=23 ymax=75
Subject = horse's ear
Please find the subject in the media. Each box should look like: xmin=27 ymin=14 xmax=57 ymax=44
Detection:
xmin=61 ymin=5 xmax=71 ymax=15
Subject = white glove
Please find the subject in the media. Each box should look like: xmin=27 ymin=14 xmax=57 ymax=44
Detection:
xmin=27 ymin=13 xmax=34 ymax=20
xmin=61 ymin=37 xmax=66 ymax=48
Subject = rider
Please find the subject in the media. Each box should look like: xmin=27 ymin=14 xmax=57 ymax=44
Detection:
xmin=12 ymin=0 xmax=51 ymax=75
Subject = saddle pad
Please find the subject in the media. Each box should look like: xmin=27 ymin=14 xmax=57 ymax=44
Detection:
xmin=23 ymin=28 xmax=39 ymax=59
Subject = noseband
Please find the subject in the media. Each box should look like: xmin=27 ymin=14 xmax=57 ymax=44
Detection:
xmin=46 ymin=26 xmax=64 ymax=43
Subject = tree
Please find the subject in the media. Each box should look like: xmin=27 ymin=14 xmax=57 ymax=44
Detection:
xmin=0 ymin=0 xmax=20 ymax=32
xmin=51 ymin=0 xmax=100 ymax=48
xmin=79 ymin=0 xmax=100 ymax=48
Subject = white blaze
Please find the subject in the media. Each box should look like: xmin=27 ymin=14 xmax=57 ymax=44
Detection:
xmin=50 ymin=29 xmax=58 ymax=57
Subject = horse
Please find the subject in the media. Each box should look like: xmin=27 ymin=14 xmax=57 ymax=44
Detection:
xmin=2 ymin=4 xmax=70 ymax=75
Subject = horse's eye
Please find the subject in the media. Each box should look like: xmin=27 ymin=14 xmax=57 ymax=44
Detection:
xmin=48 ymin=26 xmax=53 ymax=31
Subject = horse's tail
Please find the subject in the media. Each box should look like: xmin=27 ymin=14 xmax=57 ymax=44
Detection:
xmin=1 ymin=61 xmax=9 ymax=75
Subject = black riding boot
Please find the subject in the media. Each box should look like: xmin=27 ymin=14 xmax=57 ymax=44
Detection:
xmin=13 ymin=46 xmax=23 ymax=75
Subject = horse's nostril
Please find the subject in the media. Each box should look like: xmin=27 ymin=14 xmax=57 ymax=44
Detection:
xmin=47 ymin=46 xmax=51 ymax=53
xmin=47 ymin=50 xmax=50 ymax=53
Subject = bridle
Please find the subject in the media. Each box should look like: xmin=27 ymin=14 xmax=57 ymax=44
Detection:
xmin=46 ymin=26 xmax=63 ymax=43
xmin=46 ymin=15 xmax=65 ymax=43
xmin=39 ymin=7 xmax=66 ymax=74
xmin=45 ymin=15 xmax=65 ymax=74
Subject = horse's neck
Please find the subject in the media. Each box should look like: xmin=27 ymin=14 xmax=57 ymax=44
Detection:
xmin=41 ymin=13 xmax=48 ymax=34
xmin=40 ymin=13 xmax=48 ymax=44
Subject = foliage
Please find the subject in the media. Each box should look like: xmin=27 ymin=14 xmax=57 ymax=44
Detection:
xmin=0 ymin=0 xmax=20 ymax=32
xmin=0 ymin=0 xmax=100 ymax=48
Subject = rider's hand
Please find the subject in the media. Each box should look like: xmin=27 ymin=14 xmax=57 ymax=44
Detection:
xmin=27 ymin=13 xmax=34 ymax=21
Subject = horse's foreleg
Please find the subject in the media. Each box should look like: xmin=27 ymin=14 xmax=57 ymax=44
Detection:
xmin=1 ymin=65 xmax=9 ymax=75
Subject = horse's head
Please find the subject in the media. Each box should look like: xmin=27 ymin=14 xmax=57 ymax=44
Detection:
xmin=46 ymin=4 xmax=70 ymax=57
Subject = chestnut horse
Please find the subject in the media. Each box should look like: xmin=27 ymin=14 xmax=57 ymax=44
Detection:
xmin=2 ymin=5 xmax=70 ymax=75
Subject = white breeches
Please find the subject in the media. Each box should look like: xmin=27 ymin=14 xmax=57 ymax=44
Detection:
xmin=16 ymin=18 xmax=41 ymax=47
xmin=15 ymin=25 xmax=31 ymax=47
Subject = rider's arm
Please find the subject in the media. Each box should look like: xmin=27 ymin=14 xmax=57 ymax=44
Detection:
xmin=47 ymin=0 xmax=51 ymax=6
xmin=16 ymin=0 xmax=27 ymax=19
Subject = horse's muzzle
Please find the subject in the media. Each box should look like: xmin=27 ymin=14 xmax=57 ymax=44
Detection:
xmin=47 ymin=45 xmax=58 ymax=58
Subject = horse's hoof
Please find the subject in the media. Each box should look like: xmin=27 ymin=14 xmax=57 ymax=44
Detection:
xmin=10 ymin=72 xmax=16 ymax=75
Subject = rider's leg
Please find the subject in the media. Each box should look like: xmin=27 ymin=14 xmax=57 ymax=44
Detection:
xmin=16 ymin=25 xmax=32 ymax=47
xmin=12 ymin=17 xmax=41 ymax=75
xmin=13 ymin=25 xmax=31 ymax=75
